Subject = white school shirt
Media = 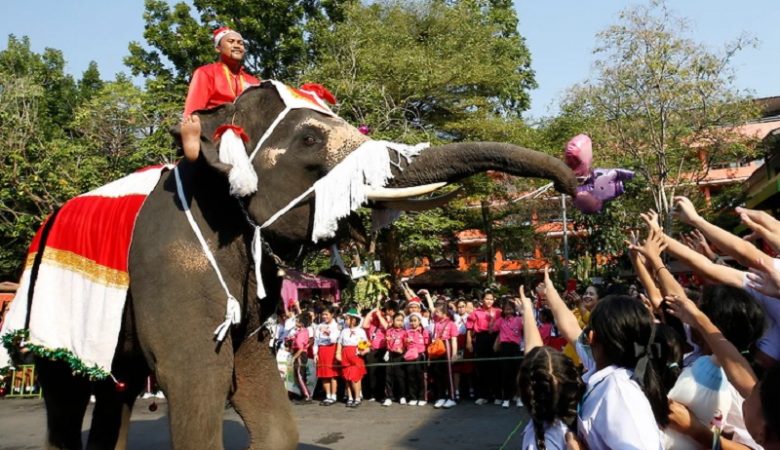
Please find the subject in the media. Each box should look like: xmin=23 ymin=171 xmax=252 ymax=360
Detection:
xmin=453 ymin=313 xmax=469 ymax=335
xmin=575 ymin=337 xmax=662 ymax=450
xmin=277 ymin=316 xmax=297 ymax=342
xmin=313 ymin=320 xmax=341 ymax=352
xmin=521 ymin=420 xmax=568 ymax=450
xmin=338 ymin=327 xmax=368 ymax=346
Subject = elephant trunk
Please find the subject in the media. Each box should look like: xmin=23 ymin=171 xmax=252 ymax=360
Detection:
xmin=387 ymin=142 xmax=577 ymax=195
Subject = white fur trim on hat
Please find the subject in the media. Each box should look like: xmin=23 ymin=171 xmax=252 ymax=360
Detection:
xmin=214 ymin=28 xmax=240 ymax=48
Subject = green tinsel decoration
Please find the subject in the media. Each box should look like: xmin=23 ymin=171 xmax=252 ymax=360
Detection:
xmin=1 ymin=328 xmax=110 ymax=380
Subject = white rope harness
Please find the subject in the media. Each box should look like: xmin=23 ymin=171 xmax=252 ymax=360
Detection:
xmin=177 ymin=82 xmax=428 ymax=343
xmin=174 ymin=166 xmax=241 ymax=342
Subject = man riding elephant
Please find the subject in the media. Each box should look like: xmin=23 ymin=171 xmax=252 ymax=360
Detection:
xmin=181 ymin=26 xmax=260 ymax=162
xmin=1 ymin=79 xmax=578 ymax=450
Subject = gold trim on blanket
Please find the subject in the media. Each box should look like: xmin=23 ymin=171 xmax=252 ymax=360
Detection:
xmin=40 ymin=248 xmax=129 ymax=289
xmin=25 ymin=252 xmax=36 ymax=269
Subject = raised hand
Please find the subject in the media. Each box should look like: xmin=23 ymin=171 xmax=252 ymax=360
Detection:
xmin=738 ymin=206 xmax=780 ymax=253
xmin=640 ymin=209 xmax=662 ymax=232
xmin=672 ymin=196 xmax=701 ymax=226
xmin=664 ymin=294 xmax=701 ymax=325
xmin=745 ymin=258 xmax=780 ymax=298
xmin=626 ymin=228 xmax=667 ymax=260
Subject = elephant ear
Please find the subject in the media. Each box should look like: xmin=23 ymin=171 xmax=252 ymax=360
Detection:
xmin=170 ymin=104 xmax=237 ymax=178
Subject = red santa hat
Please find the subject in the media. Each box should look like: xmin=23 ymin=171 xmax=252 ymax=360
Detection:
xmin=213 ymin=26 xmax=240 ymax=48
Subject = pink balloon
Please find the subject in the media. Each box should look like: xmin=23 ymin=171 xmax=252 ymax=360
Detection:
xmin=564 ymin=134 xmax=593 ymax=177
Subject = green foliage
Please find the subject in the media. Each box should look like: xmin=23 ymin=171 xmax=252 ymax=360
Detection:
xmin=560 ymin=0 xmax=760 ymax=226
xmin=353 ymin=272 xmax=391 ymax=309
xmin=0 ymin=36 xmax=173 ymax=280
xmin=301 ymin=0 xmax=536 ymax=142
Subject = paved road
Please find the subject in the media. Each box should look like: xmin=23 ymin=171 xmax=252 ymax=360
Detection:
xmin=0 ymin=398 xmax=528 ymax=449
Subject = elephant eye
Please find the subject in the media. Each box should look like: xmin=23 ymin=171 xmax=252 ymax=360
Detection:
xmin=303 ymin=135 xmax=318 ymax=146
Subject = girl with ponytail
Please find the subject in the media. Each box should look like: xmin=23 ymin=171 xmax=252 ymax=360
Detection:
xmin=578 ymin=295 xmax=667 ymax=449
xmin=517 ymin=286 xmax=584 ymax=450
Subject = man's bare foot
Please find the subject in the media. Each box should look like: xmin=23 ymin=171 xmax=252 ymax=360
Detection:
xmin=181 ymin=115 xmax=202 ymax=161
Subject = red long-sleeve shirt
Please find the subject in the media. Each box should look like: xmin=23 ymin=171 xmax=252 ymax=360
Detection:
xmin=183 ymin=62 xmax=260 ymax=116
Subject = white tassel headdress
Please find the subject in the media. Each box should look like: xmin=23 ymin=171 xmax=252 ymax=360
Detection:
xmin=214 ymin=125 xmax=258 ymax=197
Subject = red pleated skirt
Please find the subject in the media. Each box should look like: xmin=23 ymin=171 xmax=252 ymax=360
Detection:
xmin=340 ymin=345 xmax=366 ymax=382
xmin=453 ymin=334 xmax=474 ymax=374
xmin=316 ymin=345 xmax=339 ymax=378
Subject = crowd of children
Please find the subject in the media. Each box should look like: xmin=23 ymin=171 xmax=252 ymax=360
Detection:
xmin=274 ymin=282 xmax=529 ymax=410
xmin=272 ymin=197 xmax=780 ymax=450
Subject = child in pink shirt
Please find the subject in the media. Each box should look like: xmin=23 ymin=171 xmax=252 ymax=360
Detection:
xmin=404 ymin=313 xmax=430 ymax=406
xmin=431 ymin=304 xmax=459 ymax=409
xmin=290 ymin=313 xmax=313 ymax=402
xmin=383 ymin=313 xmax=408 ymax=406
xmin=493 ymin=300 xmax=523 ymax=408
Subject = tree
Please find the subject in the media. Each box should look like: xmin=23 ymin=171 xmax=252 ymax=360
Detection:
xmin=301 ymin=0 xmax=536 ymax=142
xmin=303 ymin=1 xmax=539 ymax=284
xmin=125 ymin=0 xmax=351 ymax=84
xmin=0 ymin=37 xmax=173 ymax=280
xmin=561 ymin=0 xmax=760 ymax=228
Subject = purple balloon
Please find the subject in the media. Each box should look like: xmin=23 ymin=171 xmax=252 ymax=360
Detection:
xmin=358 ymin=124 xmax=371 ymax=135
xmin=573 ymin=168 xmax=634 ymax=214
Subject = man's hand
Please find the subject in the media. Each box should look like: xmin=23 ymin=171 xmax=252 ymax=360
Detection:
xmin=673 ymin=196 xmax=702 ymax=226
xmin=746 ymin=258 xmax=780 ymax=298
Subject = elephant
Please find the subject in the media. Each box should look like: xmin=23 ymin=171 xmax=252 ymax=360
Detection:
xmin=27 ymin=80 xmax=577 ymax=449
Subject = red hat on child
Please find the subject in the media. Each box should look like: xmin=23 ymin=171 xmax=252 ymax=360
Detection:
xmin=213 ymin=27 xmax=240 ymax=48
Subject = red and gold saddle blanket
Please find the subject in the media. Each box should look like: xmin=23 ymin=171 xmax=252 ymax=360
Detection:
xmin=1 ymin=164 xmax=172 ymax=379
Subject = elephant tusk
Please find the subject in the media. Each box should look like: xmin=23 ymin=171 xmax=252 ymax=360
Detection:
xmin=365 ymin=182 xmax=447 ymax=200
xmin=372 ymin=188 xmax=462 ymax=211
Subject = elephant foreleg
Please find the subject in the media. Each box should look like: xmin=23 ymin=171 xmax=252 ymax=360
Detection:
xmin=155 ymin=344 xmax=234 ymax=450
xmin=230 ymin=334 xmax=298 ymax=450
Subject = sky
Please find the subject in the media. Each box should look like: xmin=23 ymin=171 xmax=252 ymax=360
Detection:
xmin=1 ymin=1 xmax=778 ymax=119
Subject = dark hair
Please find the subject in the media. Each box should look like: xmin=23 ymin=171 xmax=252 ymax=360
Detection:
xmin=518 ymin=347 xmax=584 ymax=450
xmin=700 ymin=284 xmax=765 ymax=353
xmin=589 ymin=295 xmax=669 ymax=426
xmin=321 ymin=305 xmax=336 ymax=316
xmin=433 ymin=303 xmax=452 ymax=320
xmin=384 ymin=300 xmax=400 ymax=314
xmin=501 ymin=301 xmax=516 ymax=318
xmin=760 ymin=365 xmax=780 ymax=441
xmin=538 ymin=308 xmax=554 ymax=324
xmin=392 ymin=312 xmax=405 ymax=322
xmin=297 ymin=312 xmax=312 ymax=328
xmin=653 ymin=324 xmax=683 ymax=394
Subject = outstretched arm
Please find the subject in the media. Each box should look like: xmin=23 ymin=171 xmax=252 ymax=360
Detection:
xmin=666 ymin=294 xmax=757 ymax=399
xmin=674 ymin=196 xmax=769 ymax=269
xmin=642 ymin=210 xmax=744 ymax=288
xmin=629 ymin=220 xmax=686 ymax=300
xmin=627 ymin=230 xmax=664 ymax=310
xmin=518 ymin=286 xmax=543 ymax=353
xmin=738 ymin=206 xmax=780 ymax=254
xmin=542 ymin=267 xmax=582 ymax=346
